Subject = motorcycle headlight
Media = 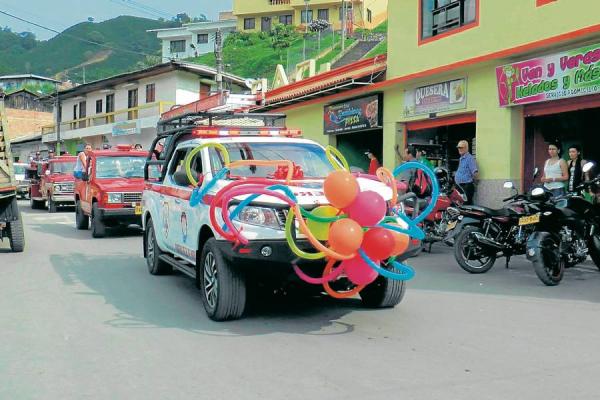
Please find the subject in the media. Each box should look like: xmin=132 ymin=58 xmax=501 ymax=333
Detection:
xmin=107 ymin=193 xmax=123 ymax=204
xmin=232 ymin=206 xmax=281 ymax=229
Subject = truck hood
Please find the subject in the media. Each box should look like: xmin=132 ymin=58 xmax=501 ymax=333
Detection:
xmin=95 ymin=178 xmax=145 ymax=192
xmin=209 ymin=176 xmax=393 ymax=207
xmin=46 ymin=174 xmax=75 ymax=183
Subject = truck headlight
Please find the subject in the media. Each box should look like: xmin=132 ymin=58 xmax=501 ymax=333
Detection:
xmin=107 ymin=193 xmax=123 ymax=204
xmin=53 ymin=184 xmax=63 ymax=193
xmin=232 ymin=206 xmax=280 ymax=229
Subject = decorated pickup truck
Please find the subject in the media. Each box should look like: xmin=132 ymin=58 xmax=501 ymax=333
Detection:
xmin=75 ymin=145 xmax=147 ymax=238
xmin=142 ymin=111 xmax=438 ymax=321
xmin=29 ymin=156 xmax=77 ymax=212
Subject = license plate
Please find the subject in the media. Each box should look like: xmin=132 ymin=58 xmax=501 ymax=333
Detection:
xmin=135 ymin=205 xmax=142 ymax=215
xmin=519 ymin=214 xmax=540 ymax=226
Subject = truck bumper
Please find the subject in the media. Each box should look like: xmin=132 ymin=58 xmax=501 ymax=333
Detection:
xmin=52 ymin=194 xmax=74 ymax=204
xmin=98 ymin=207 xmax=142 ymax=226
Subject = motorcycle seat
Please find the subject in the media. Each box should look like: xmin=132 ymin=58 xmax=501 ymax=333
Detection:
xmin=461 ymin=205 xmax=509 ymax=217
xmin=403 ymin=197 xmax=429 ymax=211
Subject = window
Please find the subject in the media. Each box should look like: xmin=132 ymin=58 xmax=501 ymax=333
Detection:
xmin=244 ymin=18 xmax=256 ymax=30
xmin=421 ymin=0 xmax=478 ymax=42
xmin=339 ymin=4 xmax=352 ymax=21
xmin=73 ymin=104 xmax=78 ymax=120
xmin=279 ymin=14 xmax=293 ymax=25
xmin=169 ymin=147 xmax=202 ymax=186
xmin=197 ymin=34 xmax=209 ymax=44
xmin=367 ymin=8 xmax=373 ymax=23
xmin=170 ymin=40 xmax=186 ymax=53
xmin=146 ymin=83 xmax=156 ymax=103
xmin=301 ymin=9 xmax=313 ymax=24
xmin=95 ymin=99 xmax=103 ymax=114
xmin=318 ymin=9 xmax=329 ymax=21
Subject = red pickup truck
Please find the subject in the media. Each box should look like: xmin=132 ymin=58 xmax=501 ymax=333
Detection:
xmin=29 ymin=156 xmax=77 ymax=212
xmin=74 ymin=145 xmax=147 ymax=238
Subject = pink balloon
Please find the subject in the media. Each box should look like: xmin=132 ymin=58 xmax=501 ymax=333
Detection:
xmin=345 ymin=190 xmax=387 ymax=226
xmin=342 ymin=256 xmax=379 ymax=286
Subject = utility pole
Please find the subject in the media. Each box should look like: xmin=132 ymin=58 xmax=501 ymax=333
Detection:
xmin=341 ymin=0 xmax=347 ymax=51
xmin=214 ymin=29 xmax=224 ymax=94
xmin=54 ymin=83 xmax=61 ymax=155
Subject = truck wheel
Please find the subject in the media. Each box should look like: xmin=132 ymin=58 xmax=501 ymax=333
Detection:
xmin=145 ymin=219 xmax=171 ymax=275
xmin=30 ymin=197 xmax=41 ymax=210
xmin=8 ymin=215 xmax=25 ymax=253
xmin=199 ymin=238 xmax=246 ymax=321
xmin=91 ymin=203 xmax=106 ymax=238
xmin=360 ymin=273 xmax=406 ymax=308
xmin=48 ymin=198 xmax=57 ymax=213
xmin=75 ymin=200 xmax=89 ymax=230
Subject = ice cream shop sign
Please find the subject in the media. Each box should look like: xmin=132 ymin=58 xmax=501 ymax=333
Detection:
xmin=496 ymin=43 xmax=600 ymax=107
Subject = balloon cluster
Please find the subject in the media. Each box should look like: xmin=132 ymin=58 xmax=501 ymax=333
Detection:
xmin=186 ymin=143 xmax=439 ymax=298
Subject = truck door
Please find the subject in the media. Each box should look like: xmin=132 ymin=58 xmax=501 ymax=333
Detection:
xmin=79 ymin=157 xmax=94 ymax=215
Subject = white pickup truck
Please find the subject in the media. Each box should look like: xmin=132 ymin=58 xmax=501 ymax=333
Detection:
xmin=142 ymin=113 xmax=418 ymax=321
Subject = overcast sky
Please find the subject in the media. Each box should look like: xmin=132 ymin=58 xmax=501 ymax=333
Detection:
xmin=0 ymin=0 xmax=233 ymax=40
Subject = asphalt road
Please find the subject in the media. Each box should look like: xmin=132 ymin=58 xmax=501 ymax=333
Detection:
xmin=1 ymin=200 xmax=600 ymax=400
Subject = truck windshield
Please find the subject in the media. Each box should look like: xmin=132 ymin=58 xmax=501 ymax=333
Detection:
xmin=50 ymin=162 xmax=76 ymax=174
xmin=96 ymin=156 xmax=146 ymax=179
xmin=209 ymin=142 xmax=335 ymax=179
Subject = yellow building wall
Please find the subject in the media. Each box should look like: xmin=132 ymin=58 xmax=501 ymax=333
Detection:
xmin=388 ymin=0 xmax=600 ymax=78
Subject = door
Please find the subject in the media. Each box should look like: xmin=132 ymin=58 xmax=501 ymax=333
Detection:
xmin=128 ymin=89 xmax=138 ymax=120
xmin=78 ymin=101 xmax=87 ymax=129
xmin=79 ymin=157 xmax=94 ymax=215
xmin=261 ymin=17 xmax=272 ymax=32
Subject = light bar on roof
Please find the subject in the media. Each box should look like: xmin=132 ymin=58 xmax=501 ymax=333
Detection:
xmin=191 ymin=127 xmax=302 ymax=138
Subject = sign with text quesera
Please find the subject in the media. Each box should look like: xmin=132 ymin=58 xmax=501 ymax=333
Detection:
xmin=496 ymin=43 xmax=600 ymax=106
xmin=403 ymin=79 xmax=467 ymax=117
xmin=324 ymin=94 xmax=382 ymax=135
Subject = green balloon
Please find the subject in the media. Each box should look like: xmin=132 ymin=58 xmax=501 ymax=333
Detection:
xmin=306 ymin=206 xmax=339 ymax=241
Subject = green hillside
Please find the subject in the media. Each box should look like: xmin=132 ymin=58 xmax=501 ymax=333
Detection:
xmin=0 ymin=16 xmax=176 ymax=83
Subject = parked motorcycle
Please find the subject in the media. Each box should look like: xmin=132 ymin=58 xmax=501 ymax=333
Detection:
xmin=403 ymin=167 xmax=466 ymax=252
xmin=526 ymin=163 xmax=600 ymax=286
xmin=453 ymin=180 xmax=543 ymax=274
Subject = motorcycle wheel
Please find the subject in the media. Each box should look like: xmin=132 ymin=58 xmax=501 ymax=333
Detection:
xmin=454 ymin=226 xmax=496 ymax=274
xmin=532 ymin=236 xmax=564 ymax=286
xmin=588 ymin=233 xmax=600 ymax=271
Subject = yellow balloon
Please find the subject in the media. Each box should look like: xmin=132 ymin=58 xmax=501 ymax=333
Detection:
xmin=306 ymin=206 xmax=340 ymax=241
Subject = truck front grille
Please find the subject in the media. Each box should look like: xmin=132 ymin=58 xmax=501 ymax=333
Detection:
xmin=123 ymin=192 xmax=142 ymax=203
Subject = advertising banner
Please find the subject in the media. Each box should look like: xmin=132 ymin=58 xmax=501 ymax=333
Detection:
xmin=324 ymin=94 xmax=382 ymax=135
xmin=496 ymin=43 xmax=600 ymax=107
xmin=404 ymin=79 xmax=467 ymax=117
xmin=112 ymin=120 xmax=141 ymax=137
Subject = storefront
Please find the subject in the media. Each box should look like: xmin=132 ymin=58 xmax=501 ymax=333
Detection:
xmin=324 ymin=94 xmax=384 ymax=173
xmin=496 ymin=42 xmax=600 ymax=190
xmin=401 ymin=78 xmax=474 ymax=172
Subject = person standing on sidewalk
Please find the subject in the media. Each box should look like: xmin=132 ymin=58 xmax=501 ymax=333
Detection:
xmin=455 ymin=140 xmax=478 ymax=205
xmin=542 ymin=143 xmax=568 ymax=197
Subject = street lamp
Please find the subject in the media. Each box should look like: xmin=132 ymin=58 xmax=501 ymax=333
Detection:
xmin=303 ymin=0 xmax=310 ymax=60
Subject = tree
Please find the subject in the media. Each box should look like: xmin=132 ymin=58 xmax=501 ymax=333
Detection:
xmin=87 ymin=31 xmax=105 ymax=44
xmin=270 ymin=23 xmax=299 ymax=62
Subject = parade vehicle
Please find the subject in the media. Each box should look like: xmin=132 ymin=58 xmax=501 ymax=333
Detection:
xmin=0 ymin=92 xmax=25 ymax=252
xmin=28 ymin=156 xmax=77 ymax=212
xmin=142 ymin=109 xmax=422 ymax=321
xmin=14 ymin=163 xmax=29 ymax=199
xmin=74 ymin=145 xmax=148 ymax=238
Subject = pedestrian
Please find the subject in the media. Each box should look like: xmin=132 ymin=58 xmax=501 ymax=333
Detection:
xmin=419 ymin=149 xmax=435 ymax=170
xmin=541 ymin=143 xmax=568 ymax=197
xmin=365 ymin=150 xmax=381 ymax=175
xmin=134 ymin=143 xmax=143 ymax=150
xmin=455 ymin=140 xmax=478 ymax=205
xmin=74 ymin=143 xmax=92 ymax=180
xmin=567 ymin=145 xmax=589 ymax=194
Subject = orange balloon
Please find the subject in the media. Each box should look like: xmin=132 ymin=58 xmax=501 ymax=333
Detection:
xmin=388 ymin=224 xmax=410 ymax=256
xmin=328 ymin=219 xmax=364 ymax=255
xmin=324 ymin=170 xmax=359 ymax=209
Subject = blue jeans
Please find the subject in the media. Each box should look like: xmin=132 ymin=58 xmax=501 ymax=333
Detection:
xmin=549 ymin=188 xmax=565 ymax=197
xmin=73 ymin=171 xmax=83 ymax=179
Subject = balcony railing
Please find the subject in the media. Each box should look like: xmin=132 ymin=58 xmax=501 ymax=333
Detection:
xmin=41 ymin=101 xmax=174 ymax=136
xmin=270 ymin=0 xmax=290 ymax=4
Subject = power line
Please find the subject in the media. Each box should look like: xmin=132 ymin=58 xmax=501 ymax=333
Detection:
xmin=0 ymin=9 xmax=169 ymax=61
xmin=108 ymin=0 xmax=175 ymax=20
